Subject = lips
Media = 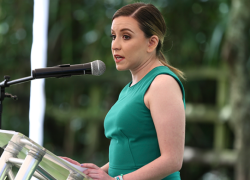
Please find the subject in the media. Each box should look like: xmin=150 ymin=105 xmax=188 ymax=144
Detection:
xmin=114 ymin=54 xmax=125 ymax=63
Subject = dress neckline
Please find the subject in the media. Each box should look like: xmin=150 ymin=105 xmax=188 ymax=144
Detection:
xmin=128 ymin=66 xmax=165 ymax=88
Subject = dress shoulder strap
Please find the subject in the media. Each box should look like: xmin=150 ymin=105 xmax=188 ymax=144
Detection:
xmin=140 ymin=66 xmax=185 ymax=106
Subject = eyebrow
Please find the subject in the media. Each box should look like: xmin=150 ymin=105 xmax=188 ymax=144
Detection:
xmin=111 ymin=28 xmax=134 ymax=34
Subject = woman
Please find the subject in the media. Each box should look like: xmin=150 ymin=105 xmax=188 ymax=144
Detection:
xmin=63 ymin=2 xmax=185 ymax=180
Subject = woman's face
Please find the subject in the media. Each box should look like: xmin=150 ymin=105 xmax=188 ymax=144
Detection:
xmin=111 ymin=16 xmax=150 ymax=71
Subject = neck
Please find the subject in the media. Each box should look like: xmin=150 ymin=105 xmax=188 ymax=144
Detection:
xmin=130 ymin=57 xmax=163 ymax=86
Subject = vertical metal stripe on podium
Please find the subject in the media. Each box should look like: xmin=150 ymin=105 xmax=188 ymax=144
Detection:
xmin=14 ymin=147 xmax=46 ymax=180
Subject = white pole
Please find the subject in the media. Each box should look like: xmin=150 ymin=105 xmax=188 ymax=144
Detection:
xmin=29 ymin=0 xmax=49 ymax=146
xmin=29 ymin=1 xmax=49 ymax=179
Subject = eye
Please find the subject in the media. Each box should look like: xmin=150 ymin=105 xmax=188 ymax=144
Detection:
xmin=123 ymin=35 xmax=130 ymax=40
xmin=110 ymin=34 xmax=116 ymax=40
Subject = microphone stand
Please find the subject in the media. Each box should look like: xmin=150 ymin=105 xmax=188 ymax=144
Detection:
xmin=0 ymin=75 xmax=34 ymax=129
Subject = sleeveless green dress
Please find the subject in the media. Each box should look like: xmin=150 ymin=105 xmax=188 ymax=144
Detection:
xmin=104 ymin=66 xmax=185 ymax=180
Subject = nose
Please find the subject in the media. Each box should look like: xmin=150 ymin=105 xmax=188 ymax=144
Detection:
xmin=111 ymin=38 xmax=121 ymax=51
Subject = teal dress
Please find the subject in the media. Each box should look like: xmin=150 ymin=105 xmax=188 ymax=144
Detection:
xmin=104 ymin=66 xmax=185 ymax=180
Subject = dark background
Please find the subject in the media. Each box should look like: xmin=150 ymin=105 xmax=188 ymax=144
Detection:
xmin=0 ymin=0 xmax=237 ymax=179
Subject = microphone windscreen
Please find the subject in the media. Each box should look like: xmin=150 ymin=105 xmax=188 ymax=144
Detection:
xmin=91 ymin=60 xmax=106 ymax=76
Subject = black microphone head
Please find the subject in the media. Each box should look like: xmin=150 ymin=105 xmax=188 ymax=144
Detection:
xmin=91 ymin=60 xmax=106 ymax=76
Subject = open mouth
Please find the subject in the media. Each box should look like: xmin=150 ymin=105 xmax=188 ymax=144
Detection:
xmin=114 ymin=55 xmax=125 ymax=62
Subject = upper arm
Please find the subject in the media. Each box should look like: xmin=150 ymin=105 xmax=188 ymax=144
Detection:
xmin=144 ymin=75 xmax=185 ymax=166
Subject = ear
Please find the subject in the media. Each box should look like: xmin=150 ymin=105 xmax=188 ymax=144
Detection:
xmin=147 ymin=35 xmax=159 ymax=53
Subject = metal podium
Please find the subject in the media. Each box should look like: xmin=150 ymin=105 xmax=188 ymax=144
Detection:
xmin=0 ymin=130 xmax=91 ymax=180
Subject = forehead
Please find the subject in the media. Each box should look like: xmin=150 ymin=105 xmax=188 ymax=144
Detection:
xmin=111 ymin=16 xmax=140 ymax=32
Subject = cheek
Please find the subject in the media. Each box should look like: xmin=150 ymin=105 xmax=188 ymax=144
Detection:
xmin=130 ymin=43 xmax=147 ymax=59
xmin=127 ymin=40 xmax=145 ymax=53
xmin=124 ymin=46 xmax=138 ymax=60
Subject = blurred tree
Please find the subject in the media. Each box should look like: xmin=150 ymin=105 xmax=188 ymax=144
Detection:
xmin=0 ymin=0 xmax=33 ymax=135
xmin=0 ymin=0 xmax=240 ymax=179
xmin=222 ymin=0 xmax=250 ymax=179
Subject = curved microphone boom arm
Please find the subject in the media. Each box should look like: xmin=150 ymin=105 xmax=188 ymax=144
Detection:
xmin=0 ymin=75 xmax=34 ymax=129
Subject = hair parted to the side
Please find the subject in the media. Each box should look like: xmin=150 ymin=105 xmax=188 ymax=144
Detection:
xmin=112 ymin=2 xmax=185 ymax=80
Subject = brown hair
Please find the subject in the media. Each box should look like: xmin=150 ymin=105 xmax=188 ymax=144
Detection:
xmin=112 ymin=2 xmax=185 ymax=79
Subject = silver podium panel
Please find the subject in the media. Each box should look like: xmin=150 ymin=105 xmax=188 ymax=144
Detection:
xmin=0 ymin=130 xmax=91 ymax=180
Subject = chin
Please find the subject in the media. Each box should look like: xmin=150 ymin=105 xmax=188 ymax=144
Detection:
xmin=116 ymin=65 xmax=128 ymax=71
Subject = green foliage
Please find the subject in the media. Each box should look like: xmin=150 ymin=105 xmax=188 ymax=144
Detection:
xmin=0 ymin=0 xmax=233 ymax=179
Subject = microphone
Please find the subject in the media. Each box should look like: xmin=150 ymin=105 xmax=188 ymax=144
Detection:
xmin=32 ymin=60 xmax=106 ymax=79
